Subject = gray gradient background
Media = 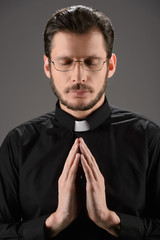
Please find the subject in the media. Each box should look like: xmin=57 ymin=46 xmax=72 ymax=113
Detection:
xmin=0 ymin=0 xmax=160 ymax=145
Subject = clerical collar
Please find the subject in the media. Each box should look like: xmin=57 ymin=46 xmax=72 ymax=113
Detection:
xmin=74 ymin=120 xmax=90 ymax=132
xmin=55 ymin=98 xmax=111 ymax=132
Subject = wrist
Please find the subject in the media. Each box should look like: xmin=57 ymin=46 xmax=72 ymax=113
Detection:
xmin=45 ymin=213 xmax=61 ymax=238
xmin=101 ymin=210 xmax=120 ymax=237
xmin=45 ymin=211 xmax=74 ymax=238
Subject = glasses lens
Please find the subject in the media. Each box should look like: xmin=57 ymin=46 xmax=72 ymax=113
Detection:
xmin=55 ymin=58 xmax=74 ymax=71
xmin=83 ymin=58 xmax=103 ymax=71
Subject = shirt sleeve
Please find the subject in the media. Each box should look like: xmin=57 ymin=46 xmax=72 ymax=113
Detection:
xmin=117 ymin=126 xmax=160 ymax=240
xmin=0 ymin=130 xmax=49 ymax=240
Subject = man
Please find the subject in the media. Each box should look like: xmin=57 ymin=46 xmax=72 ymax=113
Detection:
xmin=0 ymin=5 xmax=160 ymax=240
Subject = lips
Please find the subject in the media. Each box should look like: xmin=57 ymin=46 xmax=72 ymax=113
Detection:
xmin=65 ymin=83 xmax=93 ymax=94
xmin=69 ymin=90 xmax=90 ymax=96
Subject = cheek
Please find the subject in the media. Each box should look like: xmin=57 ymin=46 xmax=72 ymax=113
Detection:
xmin=52 ymin=72 xmax=69 ymax=91
xmin=92 ymin=71 xmax=106 ymax=86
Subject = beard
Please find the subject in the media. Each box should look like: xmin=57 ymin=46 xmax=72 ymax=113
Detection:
xmin=50 ymin=71 xmax=108 ymax=111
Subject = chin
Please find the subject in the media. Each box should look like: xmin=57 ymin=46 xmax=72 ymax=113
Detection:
xmin=61 ymin=98 xmax=98 ymax=111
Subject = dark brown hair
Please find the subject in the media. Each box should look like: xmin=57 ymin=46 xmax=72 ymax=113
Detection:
xmin=44 ymin=5 xmax=114 ymax=59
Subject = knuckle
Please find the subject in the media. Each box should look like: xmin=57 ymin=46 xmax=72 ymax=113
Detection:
xmin=66 ymin=182 xmax=75 ymax=192
xmin=87 ymin=183 xmax=94 ymax=192
xmin=58 ymin=176 xmax=63 ymax=186
xmin=92 ymin=156 xmax=96 ymax=162
xmin=99 ymin=173 xmax=105 ymax=183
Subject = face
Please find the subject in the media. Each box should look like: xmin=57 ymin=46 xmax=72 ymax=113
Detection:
xmin=44 ymin=30 xmax=116 ymax=115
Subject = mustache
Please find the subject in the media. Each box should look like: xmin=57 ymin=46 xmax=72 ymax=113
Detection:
xmin=64 ymin=83 xmax=94 ymax=93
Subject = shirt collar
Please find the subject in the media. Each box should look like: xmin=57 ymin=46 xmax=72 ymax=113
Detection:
xmin=55 ymin=98 xmax=111 ymax=132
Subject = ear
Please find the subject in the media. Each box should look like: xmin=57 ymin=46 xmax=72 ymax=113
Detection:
xmin=108 ymin=53 xmax=117 ymax=78
xmin=44 ymin=55 xmax=51 ymax=79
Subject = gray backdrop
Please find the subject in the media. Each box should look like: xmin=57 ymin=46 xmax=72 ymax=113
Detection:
xmin=0 ymin=0 xmax=160 ymax=145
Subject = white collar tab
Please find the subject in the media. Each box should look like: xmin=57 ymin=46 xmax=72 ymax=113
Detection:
xmin=74 ymin=120 xmax=90 ymax=132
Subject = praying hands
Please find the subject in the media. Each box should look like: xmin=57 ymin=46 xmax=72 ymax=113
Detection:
xmin=45 ymin=138 xmax=120 ymax=238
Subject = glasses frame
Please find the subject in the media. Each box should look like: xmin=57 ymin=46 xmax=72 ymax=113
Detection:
xmin=50 ymin=57 xmax=108 ymax=72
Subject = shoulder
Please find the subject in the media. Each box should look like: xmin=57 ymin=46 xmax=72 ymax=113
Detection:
xmin=110 ymin=105 xmax=160 ymax=128
xmin=110 ymin=105 xmax=160 ymax=145
xmin=2 ymin=111 xmax=56 ymax=146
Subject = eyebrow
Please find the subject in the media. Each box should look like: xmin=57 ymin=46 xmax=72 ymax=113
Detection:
xmin=53 ymin=55 xmax=103 ymax=60
xmin=53 ymin=56 xmax=71 ymax=60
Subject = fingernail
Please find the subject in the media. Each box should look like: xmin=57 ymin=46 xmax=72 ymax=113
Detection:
xmin=79 ymin=137 xmax=84 ymax=142
xmin=76 ymin=153 xmax=80 ymax=158
xmin=81 ymin=154 xmax=85 ymax=160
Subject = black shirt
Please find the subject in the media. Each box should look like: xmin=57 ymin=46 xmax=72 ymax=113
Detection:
xmin=0 ymin=98 xmax=160 ymax=239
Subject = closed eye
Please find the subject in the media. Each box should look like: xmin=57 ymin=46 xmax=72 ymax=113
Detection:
xmin=58 ymin=58 xmax=73 ymax=66
xmin=84 ymin=58 xmax=99 ymax=66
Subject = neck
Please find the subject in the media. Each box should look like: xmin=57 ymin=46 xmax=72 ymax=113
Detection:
xmin=59 ymin=95 xmax=105 ymax=119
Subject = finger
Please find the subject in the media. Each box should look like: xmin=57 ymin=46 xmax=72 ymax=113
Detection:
xmin=81 ymin=154 xmax=96 ymax=182
xmin=61 ymin=139 xmax=79 ymax=180
xmin=68 ymin=138 xmax=79 ymax=158
xmin=79 ymin=138 xmax=95 ymax=162
xmin=68 ymin=153 xmax=80 ymax=183
xmin=79 ymin=138 xmax=100 ymax=173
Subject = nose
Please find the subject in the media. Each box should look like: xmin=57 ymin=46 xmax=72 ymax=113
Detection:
xmin=71 ymin=61 xmax=87 ymax=83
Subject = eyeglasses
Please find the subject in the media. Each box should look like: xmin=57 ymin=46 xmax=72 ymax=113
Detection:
xmin=50 ymin=57 xmax=107 ymax=72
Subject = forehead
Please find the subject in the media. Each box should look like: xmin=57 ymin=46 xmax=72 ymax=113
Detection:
xmin=51 ymin=30 xmax=106 ymax=58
